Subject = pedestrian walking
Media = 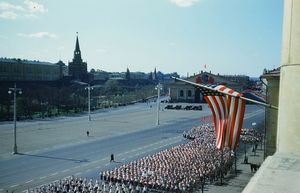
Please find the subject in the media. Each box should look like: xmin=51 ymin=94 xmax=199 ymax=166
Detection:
xmin=86 ymin=131 xmax=90 ymax=137
xmin=110 ymin=153 xmax=114 ymax=162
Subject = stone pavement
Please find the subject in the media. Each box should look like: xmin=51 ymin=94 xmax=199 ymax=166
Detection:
xmin=195 ymin=144 xmax=265 ymax=193
xmin=0 ymin=102 xmax=211 ymax=160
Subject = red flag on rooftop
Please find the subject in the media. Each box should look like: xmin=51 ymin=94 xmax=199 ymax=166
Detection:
xmin=202 ymin=85 xmax=246 ymax=150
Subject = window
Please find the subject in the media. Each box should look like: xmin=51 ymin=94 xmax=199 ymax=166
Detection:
xmin=188 ymin=90 xmax=192 ymax=97
xmin=180 ymin=90 xmax=184 ymax=97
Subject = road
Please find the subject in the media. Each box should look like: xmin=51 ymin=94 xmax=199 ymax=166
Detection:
xmin=0 ymin=103 xmax=264 ymax=192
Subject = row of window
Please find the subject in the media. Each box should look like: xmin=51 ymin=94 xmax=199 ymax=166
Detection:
xmin=0 ymin=63 xmax=63 ymax=81
xmin=179 ymin=90 xmax=193 ymax=97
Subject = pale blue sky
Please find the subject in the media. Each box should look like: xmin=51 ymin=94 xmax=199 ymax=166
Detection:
xmin=0 ymin=0 xmax=283 ymax=77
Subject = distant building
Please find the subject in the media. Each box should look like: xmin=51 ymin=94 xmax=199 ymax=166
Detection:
xmin=169 ymin=71 xmax=249 ymax=103
xmin=130 ymin=72 xmax=148 ymax=80
xmin=92 ymin=70 xmax=150 ymax=81
xmin=261 ymin=67 xmax=280 ymax=157
xmin=92 ymin=70 xmax=109 ymax=81
xmin=109 ymin=72 xmax=125 ymax=80
xmin=0 ymin=58 xmax=67 ymax=81
xmin=68 ymin=33 xmax=88 ymax=81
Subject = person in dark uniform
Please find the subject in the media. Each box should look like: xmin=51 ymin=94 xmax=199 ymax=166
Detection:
xmin=110 ymin=153 xmax=114 ymax=162
xmin=86 ymin=131 xmax=90 ymax=137
xmin=244 ymin=155 xmax=248 ymax=164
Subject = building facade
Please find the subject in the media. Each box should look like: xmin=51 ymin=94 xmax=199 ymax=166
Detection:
xmin=169 ymin=71 xmax=249 ymax=103
xmin=261 ymin=68 xmax=280 ymax=157
xmin=0 ymin=58 xmax=67 ymax=81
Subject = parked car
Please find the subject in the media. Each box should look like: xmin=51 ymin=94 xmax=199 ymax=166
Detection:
xmin=165 ymin=105 xmax=174 ymax=109
xmin=174 ymin=105 xmax=182 ymax=110
xmin=192 ymin=105 xmax=202 ymax=110
xmin=184 ymin=105 xmax=193 ymax=110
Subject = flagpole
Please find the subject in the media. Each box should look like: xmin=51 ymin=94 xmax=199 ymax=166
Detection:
xmin=171 ymin=76 xmax=278 ymax=110
xmin=220 ymin=149 xmax=224 ymax=185
xmin=234 ymin=151 xmax=237 ymax=176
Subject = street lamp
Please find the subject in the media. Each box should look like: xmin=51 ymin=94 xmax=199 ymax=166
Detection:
xmin=8 ymin=83 xmax=22 ymax=154
xmin=252 ymin=122 xmax=257 ymax=156
xmin=85 ymin=84 xmax=93 ymax=121
xmin=252 ymin=122 xmax=257 ymax=128
xmin=155 ymin=83 xmax=163 ymax=126
xmin=244 ymin=139 xmax=247 ymax=163
xmin=72 ymin=80 xmax=101 ymax=121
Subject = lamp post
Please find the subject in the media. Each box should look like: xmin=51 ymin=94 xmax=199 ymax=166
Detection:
xmin=252 ymin=122 xmax=257 ymax=156
xmin=155 ymin=83 xmax=163 ymax=126
xmin=252 ymin=122 xmax=257 ymax=129
xmin=244 ymin=140 xmax=247 ymax=163
xmin=73 ymin=80 xmax=99 ymax=121
xmin=85 ymin=84 xmax=93 ymax=121
xmin=8 ymin=83 xmax=22 ymax=154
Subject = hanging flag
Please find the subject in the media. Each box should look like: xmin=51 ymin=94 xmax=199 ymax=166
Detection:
xmin=171 ymin=76 xmax=277 ymax=149
xmin=201 ymin=85 xmax=246 ymax=150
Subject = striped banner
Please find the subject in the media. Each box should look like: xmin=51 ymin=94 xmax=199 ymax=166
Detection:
xmin=204 ymin=85 xmax=246 ymax=150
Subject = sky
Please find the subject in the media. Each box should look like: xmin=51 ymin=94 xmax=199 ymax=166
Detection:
xmin=0 ymin=0 xmax=283 ymax=77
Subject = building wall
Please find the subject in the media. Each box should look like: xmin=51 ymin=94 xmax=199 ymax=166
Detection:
xmin=169 ymin=72 xmax=248 ymax=103
xmin=169 ymin=84 xmax=196 ymax=102
xmin=277 ymin=0 xmax=300 ymax=153
xmin=0 ymin=59 xmax=66 ymax=81
xmin=68 ymin=61 xmax=87 ymax=80
xmin=264 ymin=76 xmax=280 ymax=157
xmin=243 ymin=1 xmax=300 ymax=192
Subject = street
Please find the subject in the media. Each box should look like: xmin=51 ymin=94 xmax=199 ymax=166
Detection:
xmin=0 ymin=102 xmax=264 ymax=192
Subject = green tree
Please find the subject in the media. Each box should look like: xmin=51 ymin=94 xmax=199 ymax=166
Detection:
xmin=105 ymin=80 xmax=120 ymax=95
xmin=125 ymin=68 xmax=130 ymax=80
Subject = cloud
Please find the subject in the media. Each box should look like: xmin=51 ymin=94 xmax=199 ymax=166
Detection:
xmin=17 ymin=32 xmax=58 ymax=39
xmin=169 ymin=0 xmax=200 ymax=7
xmin=0 ymin=2 xmax=25 ymax=11
xmin=24 ymin=0 xmax=47 ymax=13
xmin=0 ymin=0 xmax=47 ymax=20
xmin=0 ymin=11 xmax=17 ymax=19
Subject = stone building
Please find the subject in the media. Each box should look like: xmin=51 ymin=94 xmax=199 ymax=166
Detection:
xmin=68 ymin=33 xmax=88 ymax=81
xmin=261 ymin=68 xmax=280 ymax=157
xmin=169 ymin=71 xmax=249 ymax=103
xmin=0 ymin=58 xmax=67 ymax=81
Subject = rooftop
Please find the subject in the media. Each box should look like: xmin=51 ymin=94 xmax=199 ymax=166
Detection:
xmin=0 ymin=57 xmax=63 ymax=66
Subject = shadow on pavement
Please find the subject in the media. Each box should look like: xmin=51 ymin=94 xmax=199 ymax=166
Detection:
xmin=17 ymin=153 xmax=89 ymax=163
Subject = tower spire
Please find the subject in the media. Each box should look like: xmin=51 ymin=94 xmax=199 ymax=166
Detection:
xmin=73 ymin=32 xmax=82 ymax=62
xmin=75 ymin=32 xmax=80 ymax=52
xmin=69 ymin=32 xmax=87 ymax=81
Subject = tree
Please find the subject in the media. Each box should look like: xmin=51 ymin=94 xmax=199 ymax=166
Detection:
xmin=105 ymin=80 xmax=120 ymax=95
xmin=153 ymin=67 xmax=157 ymax=81
xmin=148 ymin=72 xmax=153 ymax=80
xmin=125 ymin=68 xmax=130 ymax=80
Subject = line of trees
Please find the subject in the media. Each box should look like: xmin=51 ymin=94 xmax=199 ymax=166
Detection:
xmin=0 ymin=80 xmax=158 ymax=121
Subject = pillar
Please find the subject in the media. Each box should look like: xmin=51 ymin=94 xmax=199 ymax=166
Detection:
xmin=277 ymin=0 xmax=300 ymax=154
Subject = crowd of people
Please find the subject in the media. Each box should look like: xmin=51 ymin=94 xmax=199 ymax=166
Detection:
xmin=240 ymin=128 xmax=261 ymax=144
xmin=99 ymin=124 xmax=233 ymax=193
xmin=27 ymin=176 xmax=153 ymax=193
xmin=27 ymin=176 xmax=102 ymax=193
xmin=28 ymin=124 xmax=235 ymax=193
